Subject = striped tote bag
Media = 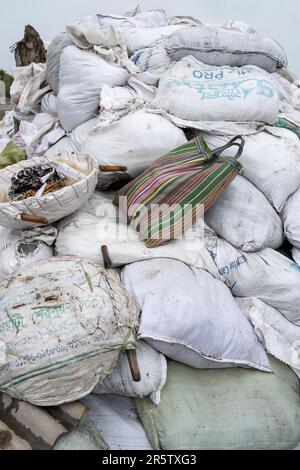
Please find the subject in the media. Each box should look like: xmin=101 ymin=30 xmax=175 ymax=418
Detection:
xmin=114 ymin=135 xmax=244 ymax=248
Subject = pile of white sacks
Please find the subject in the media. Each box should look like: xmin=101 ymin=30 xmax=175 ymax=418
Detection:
xmin=1 ymin=7 xmax=300 ymax=450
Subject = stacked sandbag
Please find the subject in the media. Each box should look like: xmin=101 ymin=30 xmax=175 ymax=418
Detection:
xmin=69 ymin=111 xmax=187 ymax=177
xmin=236 ymin=297 xmax=300 ymax=373
xmin=55 ymin=192 xmax=222 ymax=277
xmin=56 ymin=46 xmax=129 ymax=131
xmin=120 ymin=25 xmax=185 ymax=54
xmin=54 ymin=416 xmax=108 ymax=450
xmin=166 ymin=25 xmax=287 ymax=71
xmin=204 ymin=227 xmax=300 ymax=325
xmin=202 ymin=127 xmax=300 ymax=212
xmin=41 ymin=92 xmax=58 ymax=116
xmin=282 ymin=188 xmax=300 ymax=264
xmin=0 ymin=257 xmax=139 ymax=405
xmin=93 ymin=341 xmax=167 ymax=405
xmin=0 ymin=227 xmax=53 ymax=278
xmin=205 ymin=175 xmax=283 ymax=251
xmin=46 ymin=33 xmax=73 ymax=95
xmin=3 ymin=5 xmax=300 ymax=451
xmin=131 ymin=45 xmax=173 ymax=85
xmin=121 ymin=258 xmax=270 ymax=371
xmin=97 ymin=9 xmax=169 ymax=28
xmin=82 ymin=394 xmax=153 ymax=450
xmin=136 ymin=357 xmax=300 ymax=450
xmin=153 ymin=57 xmax=279 ymax=123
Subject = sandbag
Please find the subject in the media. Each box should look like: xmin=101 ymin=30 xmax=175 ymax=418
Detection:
xmin=204 ymin=228 xmax=300 ymax=325
xmin=136 ymin=357 xmax=300 ymax=450
xmin=74 ymin=111 xmax=187 ymax=178
xmin=202 ymin=127 xmax=300 ymax=212
xmin=153 ymin=57 xmax=279 ymax=124
xmin=166 ymin=26 xmax=287 ymax=72
xmin=41 ymin=92 xmax=57 ymax=115
xmin=97 ymin=9 xmax=168 ymax=28
xmin=0 ymin=153 xmax=98 ymax=229
xmin=121 ymin=25 xmax=184 ymax=53
xmin=82 ymin=394 xmax=153 ymax=450
xmin=57 ymin=46 xmax=129 ymax=131
xmin=236 ymin=297 xmax=300 ymax=371
xmin=121 ymin=258 xmax=270 ymax=371
xmin=0 ymin=229 xmax=53 ymax=278
xmin=17 ymin=112 xmax=62 ymax=158
xmin=131 ymin=45 xmax=173 ymax=85
xmin=0 ymin=111 xmax=14 ymax=153
xmin=283 ymin=187 xmax=300 ymax=248
xmin=205 ymin=175 xmax=283 ymax=252
xmin=45 ymin=136 xmax=77 ymax=156
xmin=93 ymin=341 xmax=167 ymax=404
xmin=55 ymin=193 xmax=224 ymax=279
xmin=54 ymin=415 xmax=108 ymax=450
xmin=10 ymin=63 xmax=51 ymax=120
xmin=0 ymin=257 xmax=139 ymax=405
xmin=46 ymin=33 xmax=73 ymax=95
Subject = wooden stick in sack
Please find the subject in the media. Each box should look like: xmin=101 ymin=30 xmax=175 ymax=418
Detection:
xmin=101 ymin=245 xmax=141 ymax=383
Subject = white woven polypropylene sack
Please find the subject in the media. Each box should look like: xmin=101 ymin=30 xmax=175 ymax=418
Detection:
xmin=55 ymin=193 xmax=222 ymax=279
xmin=41 ymin=92 xmax=58 ymax=115
xmin=97 ymin=9 xmax=168 ymax=28
xmin=236 ymin=297 xmax=300 ymax=371
xmin=293 ymin=248 xmax=300 ymax=265
xmin=0 ymin=153 xmax=98 ymax=229
xmin=283 ymin=188 xmax=300 ymax=248
xmin=46 ymin=33 xmax=73 ymax=95
xmin=77 ymin=111 xmax=187 ymax=177
xmin=93 ymin=341 xmax=167 ymax=404
xmin=57 ymin=46 xmax=129 ymax=131
xmin=153 ymin=56 xmax=279 ymax=124
xmin=205 ymin=175 xmax=283 ymax=252
xmin=83 ymin=394 xmax=153 ymax=450
xmin=202 ymin=127 xmax=300 ymax=212
xmin=131 ymin=45 xmax=173 ymax=85
xmin=121 ymin=25 xmax=185 ymax=53
xmin=45 ymin=136 xmax=77 ymax=156
xmin=121 ymin=258 xmax=270 ymax=372
xmin=0 ymin=257 xmax=139 ymax=405
xmin=0 ymin=229 xmax=53 ymax=278
xmin=166 ymin=26 xmax=287 ymax=72
xmin=204 ymin=228 xmax=300 ymax=326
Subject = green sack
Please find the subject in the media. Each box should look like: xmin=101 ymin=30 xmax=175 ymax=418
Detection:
xmin=136 ymin=356 xmax=300 ymax=450
xmin=54 ymin=415 xmax=108 ymax=450
xmin=0 ymin=141 xmax=26 ymax=170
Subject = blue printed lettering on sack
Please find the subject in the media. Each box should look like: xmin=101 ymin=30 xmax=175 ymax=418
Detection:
xmin=192 ymin=69 xmax=250 ymax=80
xmin=219 ymin=255 xmax=247 ymax=276
xmin=291 ymin=263 xmax=300 ymax=272
xmin=166 ymin=76 xmax=274 ymax=101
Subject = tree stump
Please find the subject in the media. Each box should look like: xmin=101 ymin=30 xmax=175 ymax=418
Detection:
xmin=10 ymin=25 xmax=46 ymax=67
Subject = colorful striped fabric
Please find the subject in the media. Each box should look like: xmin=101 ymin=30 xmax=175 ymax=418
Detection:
xmin=114 ymin=135 xmax=244 ymax=248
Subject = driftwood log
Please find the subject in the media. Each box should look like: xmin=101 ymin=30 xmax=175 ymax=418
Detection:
xmin=0 ymin=394 xmax=86 ymax=450
xmin=10 ymin=25 xmax=46 ymax=67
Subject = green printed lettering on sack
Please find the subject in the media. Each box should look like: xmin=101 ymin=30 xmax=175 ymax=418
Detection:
xmin=0 ymin=314 xmax=25 ymax=334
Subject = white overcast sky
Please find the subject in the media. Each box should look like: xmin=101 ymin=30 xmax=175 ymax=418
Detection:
xmin=1 ymin=0 xmax=298 ymax=75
